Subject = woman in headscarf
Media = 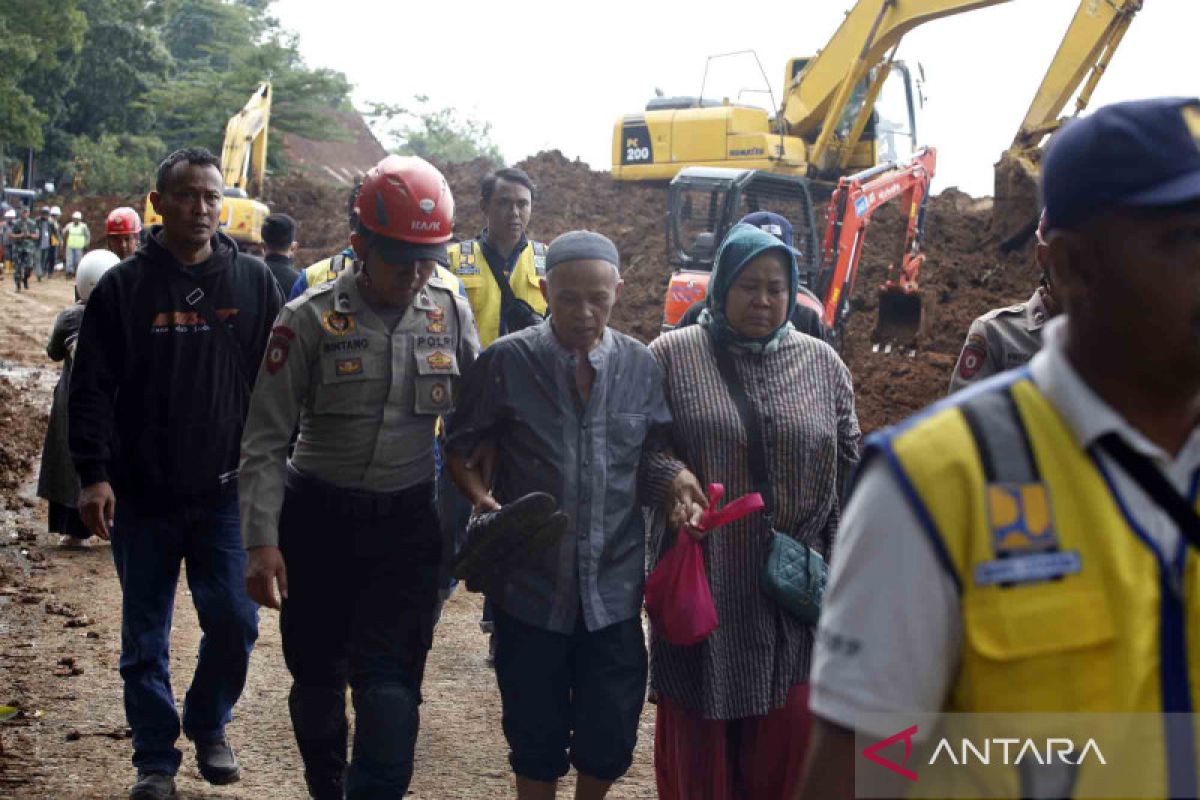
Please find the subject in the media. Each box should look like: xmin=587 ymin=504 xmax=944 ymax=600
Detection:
xmin=642 ymin=223 xmax=861 ymax=799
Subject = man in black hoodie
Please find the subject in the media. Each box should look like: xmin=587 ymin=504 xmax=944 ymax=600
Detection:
xmin=69 ymin=148 xmax=283 ymax=800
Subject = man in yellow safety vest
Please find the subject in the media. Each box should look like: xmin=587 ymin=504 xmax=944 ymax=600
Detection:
xmin=798 ymin=97 xmax=1200 ymax=799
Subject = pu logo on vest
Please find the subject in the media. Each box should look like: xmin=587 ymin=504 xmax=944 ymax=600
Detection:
xmin=975 ymin=482 xmax=1082 ymax=587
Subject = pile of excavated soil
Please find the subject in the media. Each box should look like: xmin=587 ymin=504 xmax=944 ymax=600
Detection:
xmin=263 ymin=151 xmax=1042 ymax=432
xmin=0 ymin=378 xmax=46 ymax=499
xmin=280 ymin=109 xmax=388 ymax=187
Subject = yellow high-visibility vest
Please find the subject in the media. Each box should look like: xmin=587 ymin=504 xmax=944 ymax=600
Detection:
xmin=448 ymin=239 xmax=547 ymax=348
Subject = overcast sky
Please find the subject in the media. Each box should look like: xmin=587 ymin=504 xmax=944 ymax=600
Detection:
xmin=276 ymin=0 xmax=1195 ymax=196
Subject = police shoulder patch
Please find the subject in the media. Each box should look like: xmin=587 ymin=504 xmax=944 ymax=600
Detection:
xmin=265 ymin=325 xmax=295 ymax=375
xmin=956 ymin=333 xmax=988 ymax=380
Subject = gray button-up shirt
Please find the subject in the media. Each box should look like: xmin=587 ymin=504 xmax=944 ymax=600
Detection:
xmin=447 ymin=321 xmax=672 ymax=634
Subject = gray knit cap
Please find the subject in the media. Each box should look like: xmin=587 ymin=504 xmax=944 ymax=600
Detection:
xmin=545 ymin=230 xmax=620 ymax=274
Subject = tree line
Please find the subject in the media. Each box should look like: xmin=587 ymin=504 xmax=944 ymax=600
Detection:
xmin=0 ymin=0 xmax=502 ymax=196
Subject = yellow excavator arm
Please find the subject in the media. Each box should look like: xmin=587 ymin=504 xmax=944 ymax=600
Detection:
xmin=222 ymin=82 xmax=272 ymax=198
xmin=144 ymin=82 xmax=273 ymax=245
xmin=782 ymin=0 xmax=1010 ymax=172
xmin=994 ymin=0 xmax=1143 ymax=242
xmin=1011 ymin=0 xmax=1141 ymax=149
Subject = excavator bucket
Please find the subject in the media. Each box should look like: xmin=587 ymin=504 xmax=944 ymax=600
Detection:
xmin=872 ymin=288 xmax=922 ymax=354
xmin=993 ymin=148 xmax=1043 ymax=248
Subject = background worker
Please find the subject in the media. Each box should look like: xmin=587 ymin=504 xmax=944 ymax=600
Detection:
xmin=449 ymin=167 xmax=547 ymax=347
xmin=2 ymin=208 xmax=14 ymax=273
xmin=240 ymin=155 xmax=478 ymax=800
xmin=37 ymin=249 xmax=120 ymax=548
xmin=261 ymin=213 xmax=301 ymax=295
xmin=105 ymin=207 xmax=142 ymax=260
xmin=35 ymin=205 xmax=58 ymax=281
xmin=69 ymin=148 xmax=281 ymax=800
xmin=798 ymin=97 xmax=1200 ymax=800
xmin=62 ymin=210 xmax=90 ymax=277
xmin=948 ymin=211 xmax=1061 ymax=393
xmin=49 ymin=205 xmax=64 ymax=275
xmin=11 ymin=206 xmax=37 ymax=290
xmin=448 ymin=166 xmax=547 ymax=659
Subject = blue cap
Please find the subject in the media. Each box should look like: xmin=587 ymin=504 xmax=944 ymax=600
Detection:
xmin=1042 ymin=97 xmax=1200 ymax=230
xmin=738 ymin=211 xmax=794 ymax=248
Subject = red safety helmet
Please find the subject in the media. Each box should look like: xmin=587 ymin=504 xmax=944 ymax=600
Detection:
xmin=354 ymin=155 xmax=453 ymax=244
xmin=106 ymin=207 xmax=143 ymax=236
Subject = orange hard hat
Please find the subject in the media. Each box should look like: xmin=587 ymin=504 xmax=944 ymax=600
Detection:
xmin=106 ymin=207 xmax=142 ymax=236
xmin=354 ymin=155 xmax=453 ymax=245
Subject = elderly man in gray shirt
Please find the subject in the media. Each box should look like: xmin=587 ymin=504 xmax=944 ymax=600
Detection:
xmin=448 ymin=230 xmax=703 ymax=800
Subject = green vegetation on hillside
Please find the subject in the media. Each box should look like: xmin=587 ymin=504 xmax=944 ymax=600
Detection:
xmin=0 ymin=0 xmax=353 ymax=193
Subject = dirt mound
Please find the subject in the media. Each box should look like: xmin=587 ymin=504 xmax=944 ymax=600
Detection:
xmin=280 ymin=110 xmax=388 ymax=187
xmin=260 ymin=151 xmax=1039 ymax=432
xmin=0 ymin=377 xmax=49 ymax=500
xmin=840 ymin=192 xmax=1036 ymax=430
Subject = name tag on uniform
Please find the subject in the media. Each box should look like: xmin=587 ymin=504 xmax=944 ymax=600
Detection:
xmin=974 ymin=551 xmax=1082 ymax=586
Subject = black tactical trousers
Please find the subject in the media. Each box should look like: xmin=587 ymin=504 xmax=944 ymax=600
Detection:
xmin=279 ymin=468 xmax=441 ymax=800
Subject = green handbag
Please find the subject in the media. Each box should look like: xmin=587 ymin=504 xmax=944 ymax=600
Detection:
xmin=761 ymin=529 xmax=827 ymax=626
xmin=712 ymin=344 xmax=828 ymax=625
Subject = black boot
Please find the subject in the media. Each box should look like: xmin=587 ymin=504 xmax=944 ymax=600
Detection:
xmin=290 ymin=683 xmax=349 ymax=799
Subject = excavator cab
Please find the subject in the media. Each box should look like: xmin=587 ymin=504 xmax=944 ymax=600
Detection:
xmin=662 ymin=168 xmax=820 ymax=331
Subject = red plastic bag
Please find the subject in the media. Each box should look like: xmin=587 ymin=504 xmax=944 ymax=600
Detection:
xmin=645 ymin=484 xmax=764 ymax=646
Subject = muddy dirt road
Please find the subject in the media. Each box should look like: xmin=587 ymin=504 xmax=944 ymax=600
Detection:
xmin=0 ymin=276 xmax=657 ymax=798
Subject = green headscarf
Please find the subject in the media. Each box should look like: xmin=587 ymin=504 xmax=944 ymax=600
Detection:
xmin=698 ymin=223 xmax=799 ymax=354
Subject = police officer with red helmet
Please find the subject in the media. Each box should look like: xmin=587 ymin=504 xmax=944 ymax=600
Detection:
xmin=238 ymin=155 xmax=479 ymax=799
xmin=105 ymin=206 xmax=143 ymax=260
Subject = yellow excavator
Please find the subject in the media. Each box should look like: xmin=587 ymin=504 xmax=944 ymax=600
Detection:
xmin=994 ymin=0 xmax=1142 ymax=243
xmin=146 ymin=82 xmax=272 ymax=246
xmin=612 ymin=0 xmax=1142 ymax=230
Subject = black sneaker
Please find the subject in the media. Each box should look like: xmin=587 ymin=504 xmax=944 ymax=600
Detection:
xmin=195 ymin=736 xmax=241 ymax=785
xmin=129 ymin=772 xmax=175 ymax=799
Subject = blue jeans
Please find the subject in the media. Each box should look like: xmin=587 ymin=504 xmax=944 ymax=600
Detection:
xmin=65 ymin=247 xmax=83 ymax=276
xmin=109 ymin=494 xmax=259 ymax=775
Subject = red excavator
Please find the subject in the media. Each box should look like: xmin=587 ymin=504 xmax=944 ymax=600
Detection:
xmin=660 ymin=146 xmax=936 ymax=354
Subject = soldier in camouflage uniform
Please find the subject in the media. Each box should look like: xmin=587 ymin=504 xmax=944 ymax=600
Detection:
xmin=10 ymin=207 xmax=38 ymax=291
xmin=948 ymin=213 xmax=1061 ymax=394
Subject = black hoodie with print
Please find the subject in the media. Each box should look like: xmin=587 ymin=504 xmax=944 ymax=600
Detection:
xmin=69 ymin=228 xmax=283 ymax=506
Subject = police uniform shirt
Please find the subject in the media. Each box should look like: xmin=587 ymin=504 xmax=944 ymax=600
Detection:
xmin=808 ymin=315 xmax=1200 ymax=738
xmin=239 ymin=266 xmax=480 ymax=549
xmin=948 ymin=288 xmax=1050 ymax=395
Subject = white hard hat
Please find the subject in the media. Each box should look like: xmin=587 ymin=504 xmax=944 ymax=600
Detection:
xmin=3 ymin=209 xmax=14 ymax=219
xmin=50 ymin=206 xmax=61 ymax=216
xmin=71 ymin=211 xmax=82 ymax=220
xmin=76 ymin=249 xmax=121 ymax=301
